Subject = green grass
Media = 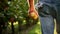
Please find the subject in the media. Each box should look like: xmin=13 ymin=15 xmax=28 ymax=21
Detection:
xmin=28 ymin=22 xmax=42 ymax=34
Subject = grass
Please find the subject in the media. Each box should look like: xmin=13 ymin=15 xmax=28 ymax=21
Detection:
xmin=28 ymin=22 xmax=42 ymax=34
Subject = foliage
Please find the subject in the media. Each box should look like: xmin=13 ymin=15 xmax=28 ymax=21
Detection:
xmin=0 ymin=0 xmax=39 ymax=33
xmin=0 ymin=0 xmax=28 ymax=22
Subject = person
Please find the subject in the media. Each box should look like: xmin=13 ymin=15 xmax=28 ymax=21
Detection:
xmin=27 ymin=0 xmax=60 ymax=34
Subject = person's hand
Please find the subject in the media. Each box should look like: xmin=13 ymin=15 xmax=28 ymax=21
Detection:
xmin=28 ymin=8 xmax=39 ymax=20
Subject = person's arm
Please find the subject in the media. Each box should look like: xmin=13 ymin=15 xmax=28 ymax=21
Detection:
xmin=28 ymin=0 xmax=35 ymax=9
xmin=27 ymin=0 xmax=39 ymax=20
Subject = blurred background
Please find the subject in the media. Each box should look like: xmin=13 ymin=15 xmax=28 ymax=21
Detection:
xmin=0 ymin=0 xmax=42 ymax=34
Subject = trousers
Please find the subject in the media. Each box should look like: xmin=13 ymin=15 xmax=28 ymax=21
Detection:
xmin=37 ymin=3 xmax=60 ymax=34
